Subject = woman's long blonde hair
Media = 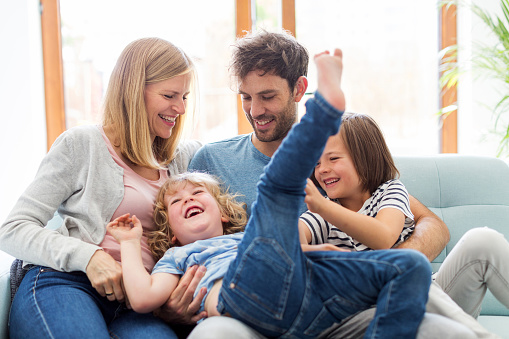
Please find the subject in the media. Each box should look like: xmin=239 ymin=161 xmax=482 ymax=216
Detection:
xmin=102 ymin=37 xmax=196 ymax=169
xmin=150 ymin=172 xmax=247 ymax=260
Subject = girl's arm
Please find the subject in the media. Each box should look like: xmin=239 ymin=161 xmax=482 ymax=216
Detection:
xmin=298 ymin=220 xmax=312 ymax=244
xmin=107 ymin=215 xmax=180 ymax=313
xmin=304 ymin=180 xmax=405 ymax=249
xmin=309 ymin=199 xmax=404 ymax=249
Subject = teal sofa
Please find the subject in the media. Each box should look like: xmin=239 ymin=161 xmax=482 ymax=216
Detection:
xmin=0 ymin=155 xmax=508 ymax=338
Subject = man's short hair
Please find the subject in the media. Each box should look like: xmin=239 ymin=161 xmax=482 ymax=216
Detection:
xmin=230 ymin=30 xmax=309 ymax=90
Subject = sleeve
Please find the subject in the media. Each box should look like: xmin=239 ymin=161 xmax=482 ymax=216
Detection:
xmin=168 ymin=139 xmax=203 ymax=176
xmin=188 ymin=143 xmax=211 ymax=173
xmin=151 ymin=249 xmax=183 ymax=276
xmin=299 ymin=211 xmax=329 ymax=245
xmin=0 ymin=130 xmax=100 ymax=271
xmin=378 ymin=180 xmax=414 ymax=220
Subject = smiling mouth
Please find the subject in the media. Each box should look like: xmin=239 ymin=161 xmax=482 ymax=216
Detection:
xmin=324 ymin=178 xmax=339 ymax=186
xmin=185 ymin=207 xmax=204 ymax=219
xmin=160 ymin=115 xmax=176 ymax=123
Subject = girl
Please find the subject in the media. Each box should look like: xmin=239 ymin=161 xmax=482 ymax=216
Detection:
xmin=108 ymin=49 xmax=431 ymax=339
xmin=299 ymin=113 xmax=414 ymax=251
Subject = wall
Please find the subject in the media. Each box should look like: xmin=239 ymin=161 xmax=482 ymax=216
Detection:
xmin=0 ymin=0 xmax=46 ymax=223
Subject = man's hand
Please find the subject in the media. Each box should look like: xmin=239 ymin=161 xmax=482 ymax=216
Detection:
xmin=154 ymin=265 xmax=208 ymax=325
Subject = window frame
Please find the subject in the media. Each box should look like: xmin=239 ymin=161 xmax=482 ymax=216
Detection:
xmin=41 ymin=0 xmax=456 ymax=152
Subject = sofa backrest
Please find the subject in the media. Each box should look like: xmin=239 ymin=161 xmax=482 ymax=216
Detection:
xmin=394 ymin=155 xmax=509 ymax=316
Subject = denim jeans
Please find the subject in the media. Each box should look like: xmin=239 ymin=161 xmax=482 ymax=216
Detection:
xmin=9 ymin=266 xmax=177 ymax=339
xmin=217 ymin=93 xmax=432 ymax=339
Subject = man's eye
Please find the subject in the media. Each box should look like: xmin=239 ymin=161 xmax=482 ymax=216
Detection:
xmin=330 ymin=157 xmax=339 ymax=161
xmin=262 ymin=95 xmax=275 ymax=100
xmin=164 ymin=95 xmax=174 ymax=99
xmin=241 ymin=96 xmax=251 ymax=101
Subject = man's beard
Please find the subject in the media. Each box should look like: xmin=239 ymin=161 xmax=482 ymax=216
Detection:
xmin=249 ymin=99 xmax=297 ymax=143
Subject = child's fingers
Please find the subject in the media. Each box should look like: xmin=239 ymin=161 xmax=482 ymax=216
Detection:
xmin=131 ymin=215 xmax=142 ymax=228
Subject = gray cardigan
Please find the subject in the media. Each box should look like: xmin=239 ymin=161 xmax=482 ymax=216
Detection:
xmin=0 ymin=125 xmax=201 ymax=273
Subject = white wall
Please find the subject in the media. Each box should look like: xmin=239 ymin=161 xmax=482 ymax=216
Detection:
xmin=0 ymin=0 xmax=46 ymax=223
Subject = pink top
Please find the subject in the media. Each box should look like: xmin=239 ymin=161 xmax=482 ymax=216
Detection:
xmin=99 ymin=127 xmax=168 ymax=272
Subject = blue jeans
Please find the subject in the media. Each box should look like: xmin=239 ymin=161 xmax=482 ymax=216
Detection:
xmin=9 ymin=266 xmax=178 ymax=339
xmin=218 ymin=93 xmax=432 ymax=339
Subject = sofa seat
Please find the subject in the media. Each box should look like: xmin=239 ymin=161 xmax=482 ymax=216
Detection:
xmin=0 ymin=154 xmax=508 ymax=338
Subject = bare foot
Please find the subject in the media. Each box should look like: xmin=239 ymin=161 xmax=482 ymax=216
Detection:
xmin=314 ymin=49 xmax=346 ymax=112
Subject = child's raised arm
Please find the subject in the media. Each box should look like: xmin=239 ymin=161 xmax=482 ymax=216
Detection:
xmin=107 ymin=214 xmax=180 ymax=313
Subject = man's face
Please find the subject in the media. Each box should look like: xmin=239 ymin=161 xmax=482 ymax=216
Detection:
xmin=238 ymin=71 xmax=298 ymax=143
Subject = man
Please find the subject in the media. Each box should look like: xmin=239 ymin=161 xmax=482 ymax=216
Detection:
xmin=185 ymin=30 xmax=493 ymax=338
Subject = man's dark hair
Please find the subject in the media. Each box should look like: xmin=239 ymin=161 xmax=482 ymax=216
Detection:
xmin=230 ymin=30 xmax=309 ymax=90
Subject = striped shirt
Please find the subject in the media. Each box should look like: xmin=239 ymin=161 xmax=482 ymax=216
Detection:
xmin=300 ymin=179 xmax=414 ymax=251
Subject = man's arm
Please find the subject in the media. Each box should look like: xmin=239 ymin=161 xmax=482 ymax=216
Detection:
xmin=394 ymin=195 xmax=450 ymax=261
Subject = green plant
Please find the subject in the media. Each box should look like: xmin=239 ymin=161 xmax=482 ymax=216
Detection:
xmin=439 ymin=0 xmax=509 ymax=156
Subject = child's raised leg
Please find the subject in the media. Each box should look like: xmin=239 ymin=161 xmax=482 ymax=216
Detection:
xmin=217 ymin=51 xmax=347 ymax=337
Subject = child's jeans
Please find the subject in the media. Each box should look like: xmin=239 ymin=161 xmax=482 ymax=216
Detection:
xmin=218 ymin=92 xmax=432 ymax=339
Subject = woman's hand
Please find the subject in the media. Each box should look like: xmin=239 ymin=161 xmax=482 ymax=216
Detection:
xmin=154 ymin=265 xmax=208 ymax=325
xmin=86 ymin=250 xmax=125 ymax=303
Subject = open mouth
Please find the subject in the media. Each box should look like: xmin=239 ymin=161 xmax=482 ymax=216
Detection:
xmin=185 ymin=207 xmax=204 ymax=219
xmin=323 ymin=178 xmax=340 ymax=186
xmin=159 ymin=115 xmax=176 ymax=123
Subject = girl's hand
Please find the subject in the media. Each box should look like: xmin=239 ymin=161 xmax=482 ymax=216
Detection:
xmin=106 ymin=214 xmax=143 ymax=243
xmin=304 ymin=179 xmax=327 ymax=214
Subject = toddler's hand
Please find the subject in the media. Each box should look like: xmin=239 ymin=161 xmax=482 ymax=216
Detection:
xmin=106 ymin=213 xmax=143 ymax=243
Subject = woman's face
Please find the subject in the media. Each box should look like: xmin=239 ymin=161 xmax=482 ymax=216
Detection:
xmin=144 ymin=73 xmax=191 ymax=141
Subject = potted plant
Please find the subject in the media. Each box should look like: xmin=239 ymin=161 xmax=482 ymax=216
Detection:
xmin=439 ymin=0 xmax=509 ymax=156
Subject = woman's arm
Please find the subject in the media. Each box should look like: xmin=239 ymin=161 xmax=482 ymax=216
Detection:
xmin=393 ymin=195 xmax=450 ymax=261
xmin=0 ymin=129 xmax=101 ymax=271
xmin=107 ymin=215 xmax=179 ymax=313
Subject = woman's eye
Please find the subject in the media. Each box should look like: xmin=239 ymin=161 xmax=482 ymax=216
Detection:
xmin=330 ymin=157 xmax=339 ymax=161
xmin=193 ymin=190 xmax=204 ymax=195
xmin=164 ymin=95 xmax=174 ymax=99
xmin=170 ymin=198 xmax=180 ymax=205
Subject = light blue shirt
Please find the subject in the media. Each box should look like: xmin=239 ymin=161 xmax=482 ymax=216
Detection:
xmin=151 ymin=233 xmax=243 ymax=313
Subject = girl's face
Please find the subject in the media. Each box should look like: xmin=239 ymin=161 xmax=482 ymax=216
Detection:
xmin=314 ymin=134 xmax=369 ymax=209
xmin=164 ymin=182 xmax=227 ymax=246
xmin=144 ymin=73 xmax=191 ymax=142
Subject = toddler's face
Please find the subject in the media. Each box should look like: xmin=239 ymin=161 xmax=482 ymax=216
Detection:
xmin=164 ymin=182 xmax=226 ymax=246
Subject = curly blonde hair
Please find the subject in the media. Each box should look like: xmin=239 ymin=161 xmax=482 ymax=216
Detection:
xmin=149 ymin=172 xmax=247 ymax=260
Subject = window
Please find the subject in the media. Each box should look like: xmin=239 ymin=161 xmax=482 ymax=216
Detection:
xmin=59 ymin=0 xmax=237 ymax=143
xmin=296 ymin=0 xmax=440 ymax=155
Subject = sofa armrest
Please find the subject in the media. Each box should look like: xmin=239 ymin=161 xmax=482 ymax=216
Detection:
xmin=0 ymin=250 xmax=14 ymax=339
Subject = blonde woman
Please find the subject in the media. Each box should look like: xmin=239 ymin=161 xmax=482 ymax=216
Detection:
xmin=0 ymin=38 xmax=201 ymax=338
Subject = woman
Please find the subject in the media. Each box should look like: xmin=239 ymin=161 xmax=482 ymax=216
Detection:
xmin=0 ymin=37 xmax=201 ymax=338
